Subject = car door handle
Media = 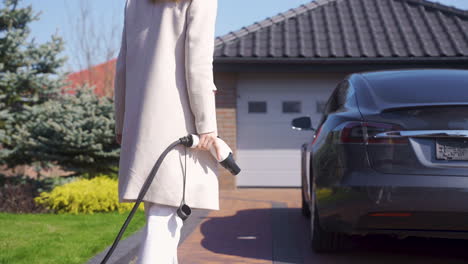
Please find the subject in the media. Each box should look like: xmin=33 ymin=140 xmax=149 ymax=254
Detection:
xmin=374 ymin=130 xmax=468 ymax=139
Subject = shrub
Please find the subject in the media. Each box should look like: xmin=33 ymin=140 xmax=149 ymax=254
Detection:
xmin=0 ymin=173 xmax=81 ymax=189
xmin=34 ymin=176 xmax=144 ymax=214
xmin=81 ymin=168 xmax=118 ymax=180
xmin=0 ymin=182 xmax=51 ymax=213
xmin=0 ymin=173 xmax=82 ymax=213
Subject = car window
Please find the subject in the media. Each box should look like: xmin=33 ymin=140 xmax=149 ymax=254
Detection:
xmin=317 ymin=80 xmax=353 ymax=129
xmin=324 ymin=81 xmax=347 ymax=114
xmin=336 ymin=81 xmax=349 ymax=109
xmin=317 ymin=89 xmax=336 ymax=128
xmin=324 ymin=90 xmax=338 ymax=115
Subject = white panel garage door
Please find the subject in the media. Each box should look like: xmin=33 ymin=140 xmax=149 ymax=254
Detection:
xmin=236 ymin=72 xmax=342 ymax=187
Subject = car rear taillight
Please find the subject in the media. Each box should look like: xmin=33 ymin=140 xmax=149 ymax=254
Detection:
xmin=339 ymin=121 xmax=408 ymax=144
xmin=340 ymin=122 xmax=366 ymax=143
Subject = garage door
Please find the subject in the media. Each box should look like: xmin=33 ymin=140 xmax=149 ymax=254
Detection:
xmin=236 ymin=73 xmax=340 ymax=187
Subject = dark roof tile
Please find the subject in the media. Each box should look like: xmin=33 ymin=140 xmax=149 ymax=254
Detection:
xmin=214 ymin=0 xmax=468 ymax=60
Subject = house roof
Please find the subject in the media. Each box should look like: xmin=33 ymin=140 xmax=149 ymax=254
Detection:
xmin=214 ymin=0 xmax=468 ymax=60
xmin=65 ymin=59 xmax=117 ymax=97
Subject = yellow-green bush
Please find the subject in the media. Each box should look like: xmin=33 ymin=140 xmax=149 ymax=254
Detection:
xmin=34 ymin=176 xmax=144 ymax=214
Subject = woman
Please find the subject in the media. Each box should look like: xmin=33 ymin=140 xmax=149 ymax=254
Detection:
xmin=113 ymin=0 xmax=222 ymax=262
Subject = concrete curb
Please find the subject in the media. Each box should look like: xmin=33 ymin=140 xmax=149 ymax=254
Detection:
xmin=87 ymin=208 xmax=211 ymax=264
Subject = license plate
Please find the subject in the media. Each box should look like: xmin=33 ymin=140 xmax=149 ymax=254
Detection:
xmin=436 ymin=139 xmax=468 ymax=161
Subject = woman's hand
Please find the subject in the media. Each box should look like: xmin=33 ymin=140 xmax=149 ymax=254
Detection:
xmin=197 ymin=131 xmax=222 ymax=161
xmin=116 ymin=134 xmax=122 ymax=145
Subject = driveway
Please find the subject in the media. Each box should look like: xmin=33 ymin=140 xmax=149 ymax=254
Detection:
xmin=130 ymin=188 xmax=468 ymax=263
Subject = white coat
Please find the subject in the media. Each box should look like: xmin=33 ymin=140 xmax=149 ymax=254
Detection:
xmin=113 ymin=0 xmax=220 ymax=210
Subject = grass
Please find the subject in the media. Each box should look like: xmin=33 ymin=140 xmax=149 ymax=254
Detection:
xmin=0 ymin=210 xmax=146 ymax=264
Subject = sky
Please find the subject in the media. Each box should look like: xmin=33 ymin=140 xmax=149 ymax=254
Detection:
xmin=19 ymin=0 xmax=468 ymax=73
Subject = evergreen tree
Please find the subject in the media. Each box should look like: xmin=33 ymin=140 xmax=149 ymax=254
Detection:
xmin=0 ymin=0 xmax=68 ymax=120
xmin=0 ymin=0 xmax=120 ymax=178
xmin=1 ymin=85 xmax=120 ymax=178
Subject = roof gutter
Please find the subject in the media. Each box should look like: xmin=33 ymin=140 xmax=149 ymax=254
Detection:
xmin=213 ymin=57 xmax=468 ymax=64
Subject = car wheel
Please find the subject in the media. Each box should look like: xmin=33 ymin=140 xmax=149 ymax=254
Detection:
xmin=310 ymin=196 xmax=348 ymax=252
xmin=301 ymin=175 xmax=310 ymax=218
xmin=301 ymin=179 xmax=311 ymax=218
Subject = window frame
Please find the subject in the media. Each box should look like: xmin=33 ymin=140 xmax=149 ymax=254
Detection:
xmin=248 ymin=101 xmax=268 ymax=114
xmin=282 ymin=100 xmax=302 ymax=114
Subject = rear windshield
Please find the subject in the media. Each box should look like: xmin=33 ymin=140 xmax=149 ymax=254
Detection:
xmin=361 ymin=71 xmax=468 ymax=106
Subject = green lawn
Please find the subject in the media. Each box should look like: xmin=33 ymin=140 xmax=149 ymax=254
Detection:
xmin=0 ymin=210 xmax=146 ymax=264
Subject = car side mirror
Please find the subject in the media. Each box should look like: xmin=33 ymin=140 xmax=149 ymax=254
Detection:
xmin=291 ymin=116 xmax=315 ymax=131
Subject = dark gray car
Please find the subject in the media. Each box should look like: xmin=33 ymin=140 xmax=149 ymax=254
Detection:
xmin=292 ymin=69 xmax=468 ymax=252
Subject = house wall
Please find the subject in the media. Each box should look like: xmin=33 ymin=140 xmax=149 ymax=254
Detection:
xmin=214 ymin=72 xmax=239 ymax=189
xmin=213 ymin=71 xmax=349 ymax=189
xmin=235 ymin=72 xmax=347 ymax=187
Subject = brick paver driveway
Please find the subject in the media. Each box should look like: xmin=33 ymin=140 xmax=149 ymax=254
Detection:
xmin=133 ymin=188 xmax=468 ymax=264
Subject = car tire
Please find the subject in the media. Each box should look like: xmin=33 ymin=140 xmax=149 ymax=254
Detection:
xmin=310 ymin=198 xmax=348 ymax=252
xmin=301 ymin=180 xmax=311 ymax=218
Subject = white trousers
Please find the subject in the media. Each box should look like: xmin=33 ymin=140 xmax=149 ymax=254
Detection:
xmin=136 ymin=201 xmax=184 ymax=264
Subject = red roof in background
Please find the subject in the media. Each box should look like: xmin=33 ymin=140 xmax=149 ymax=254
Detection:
xmin=64 ymin=58 xmax=117 ymax=98
xmin=64 ymin=57 xmax=219 ymax=98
